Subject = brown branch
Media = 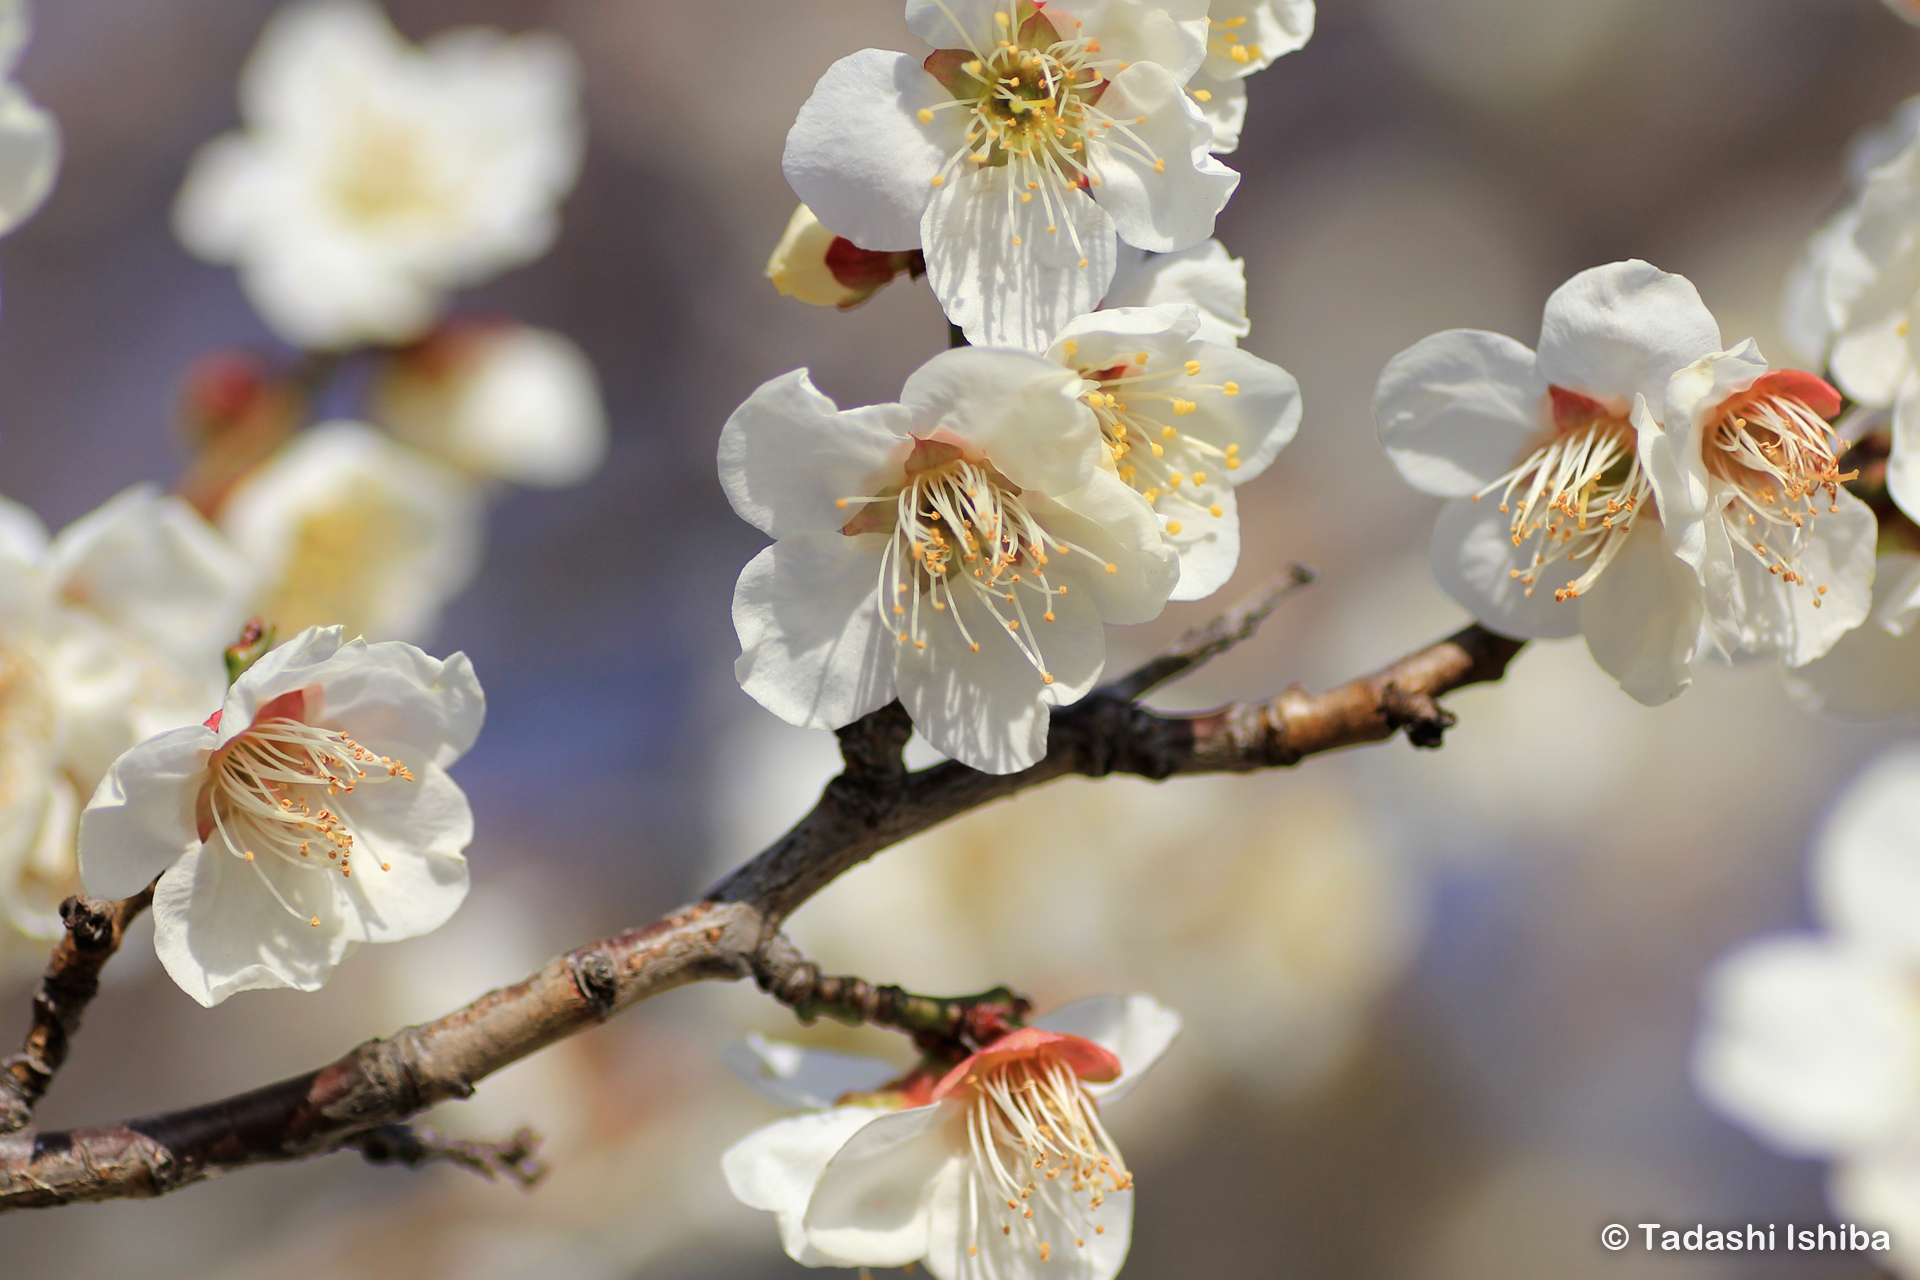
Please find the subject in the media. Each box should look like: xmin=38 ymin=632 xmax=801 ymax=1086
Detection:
xmin=351 ymin=1123 xmax=547 ymax=1190
xmin=0 ymin=886 xmax=155 ymax=1134
xmin=0 ymin=587 xmax=1525 ymax=1211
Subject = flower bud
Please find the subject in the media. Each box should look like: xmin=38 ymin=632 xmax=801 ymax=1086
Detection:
xmin=765 ymin=204 xmax=923 ymax=311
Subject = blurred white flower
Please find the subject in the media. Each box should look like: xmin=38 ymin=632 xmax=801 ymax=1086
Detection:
xmin=0 ymin=0 xmax=58 ymax=240
xmin=174 ymin=0 xmax=584 ymax=350
xmin=1694 ymin=743 xmax=1920 ymax=1270
xmin=766 ymin=203 xmax=926 ymax=312
xmin=1046 ymin=303 xmax=1300 ymax=600
xmin=219 ymin=421 xmax=485 ymax=644
xmin=1786 ymin=551 xmax=1920 ymax=718
xmin=1187 ymin=0 xmax=1315 ymax=154
xmin=1648 ymin=348 xmax=1874 ymax=667
xmin=1373 ymin=260 xmax=1722 ymax=705
xmin=78 ymin=625 xmax=482 ymax=1006
xmin=1882 ymin=0 xmax=1920 ymax=26
xmin=721 ymin=347 xmax=1174 ymax=774
xmin=374 ymin=321 xmax=607 ymax=489
xmin=782 ymin=0 xmax=1236 ymax=349
xmin=723 ymin=995 xmax=1178 ymax=1279
xmin=1102 ymin=239 xmax=1250 ymax=346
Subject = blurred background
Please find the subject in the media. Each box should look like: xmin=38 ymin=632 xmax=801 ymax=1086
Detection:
xmin=2 ymin=0 xmax=1917 ymax=1275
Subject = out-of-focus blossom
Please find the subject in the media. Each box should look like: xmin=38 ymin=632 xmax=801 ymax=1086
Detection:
xmin=1694 ymin=743 xmax=1920 ymax=1270
xmin=1648 ymin=347 xmax=1874 ymax=668
xmin=1187 ymin=0 xmax=1315 ymax=154
xmin=174 ymin=0 xmax=584 ymax=350
xmin=79 ymin=625 xmax=482 ymax=1006
xmin=721 ymin=348 xmax=1174 ymax=774
xmin=1373 ymin=260 xmax=1720 ymax=705
xmin=1882 ymin=0 xmax=1920 ymax=26
xmin=1046 ymin=303 xmax=1299 ymax=599
xmin=723 ymin=995 xmax=1178 ymax=1279
xmin=0 ymin=0 xmax=59 ymax=240
xmin=766 ymin=203 xmax=926 ymax=311
xmin=374 ymin=321 xmax=608 ymax=488
xmin=1102 ymin=239 xmax=1249 ymax=346
xmin=783 ymin=0 xmax=1236 ymax=349
xmin=219 ymin=421 xmax=485 ymax=644
xmin=1787 ymin=551 xmax=1920 ymax=718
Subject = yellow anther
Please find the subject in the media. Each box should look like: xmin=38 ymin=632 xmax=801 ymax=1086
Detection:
xmin=1104 ymin=562 xmax=1117 ymax=573
xmin=918 ymin=108 xmax=934 ymax=124
xmin=1192 ymin=470 xmax=1207 ymax=484
xmin=1184 ymin=359 xmax=1202 ymax=376
xmin=1225 ymin=457 xmax=1241 ymax=470
xmin=1173 ymin=398 xmax=1196 ymax=415
xmin=1167 ymin=520 xmax=1183 ymax=534
xmin=994 ymin=9 xmax=1009 ymax=24
xmin=835 ymin=497 xmax=850 ymax=508
xmin=1063 ymin=338 xmax=1078 ymax=357
xmin=1134 ymin=351 xmax=1149 ymax=364
xmin=1153 ymin=157 xmax=1165 ymax=173
xmin=1223 ymin=381 xmax=1240 ymax=396
xmin=1231 ymin=43 xmax=1251 ymax=62
xmin=1020 ymin=192 xmax=1032 ymax=203
xmin=1208 ymin=503 xmax=1223 ymax=517
xmin=1193 ymin=88 xmax=1212 ymax=102
xmin=310 ymin=916 xmax=320 ymax=927
xmin=1041 ymin=671 xmax=1055 ymax=684
xmin=931 ymin=174 xmax=945 ymax=187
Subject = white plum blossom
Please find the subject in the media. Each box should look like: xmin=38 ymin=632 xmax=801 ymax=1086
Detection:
xmin=0 ymin=0 xmax=59 ymax=241
xmin=174 ymin=0 xmax=584 ymax=350
xmin=1046 ymin=302 xmax=1299 ymax=600
xmin=1646 ymin=344 xmax=1876 ymax=669
xmin=723 ymin=346 xmax=1175 ymax=774
xmin=1373 ymin=260 xmax=1722 ymax=704
xmin=218 ymin=421 xmax=485 ymax=644
xmin=1693 ymin=744 xmax=1920 ymax=1270
xmin=373 ymin=321 xmax=608 ymax=489
xmin=766 ymin=203 xmax=927 ymax=312
xmin=1102 ymin=238 xmax=1249 ymax=346
xmin=1787 ymin=551 xmax=1920 ymax=718
xmin=783 ymin=0 xmax=1238 ymax=350
xmin=1186 ymin=0 xmax=1315 ymax=154
xmin=722 ymin=995 xmax=1179 ymax=1280
xmin=78 ymin=625 xmax=482 ymax=1006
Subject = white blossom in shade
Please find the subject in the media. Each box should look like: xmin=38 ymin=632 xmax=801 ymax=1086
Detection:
xmin=1185 ymin=0 xmax=1315 ymax=154
xmin=174 ymin=0 xmax=584 ymax=350
xmin=373 ymin=321 xmax=608 ymax=488
xmin=0 ymin=0 xmax=58 ymax=239
xmin=1787 ymin=551 xmax=1920 ymax=718
xmin=1645 ymin=345 xmax=1876 ymax=669
xmin=722 ymin=347 xmax=1176 ymax=774
xmin=1046 ymin=303 xmax=1299 ymax=600
xmin=1373 ymin=260 xmax=1722 ymax=705
xmin=1102 ymin=239 xmax=1248 ymax=346
xmin=219 ymin=421 xmax=485 ymax=644
xmin=77 ymin=624 xmax=482 ymax=1006
xmin=782 ymin=0 xmax=1238 ymax=350
xmin=721 ymin=995 xmax=1179 ymax=1279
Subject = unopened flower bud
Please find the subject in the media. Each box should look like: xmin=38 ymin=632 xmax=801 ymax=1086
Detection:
xmin=766 ymin=204 xmax=924 ymax=311
xmin=176 ymin=351 xmax=299 ymax=518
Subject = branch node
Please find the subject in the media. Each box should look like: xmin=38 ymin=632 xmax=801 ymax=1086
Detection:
xmin=1382 ymin=682 xmax=1456 ymax=749
xmin=568 ymin=950 xmax=619 ymax=1021
xmin=352 ymin=1123 xmax=547 ymax=1190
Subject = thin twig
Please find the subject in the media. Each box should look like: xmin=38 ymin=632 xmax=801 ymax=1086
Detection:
xmin=753 ymin=932 xmax=1029 ymax=1052
xmin=1106 ymin=567 xmax=1317 ymax=702
xmin=351 ymin=1123 xmax=547 ymax=1190
xmin=0 ymin=885 xmax=156 ymax=1134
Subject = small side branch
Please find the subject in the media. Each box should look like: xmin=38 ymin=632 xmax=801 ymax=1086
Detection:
xmin=1107 ymin=566 xmax=1317 ymax=702
xmin=352 ymin=1123 xmax=547 ymax=1190
xmin=754 ymin=933 xmax=1029 ymax=1053
xmin=0 ymin=886 xmax=156 ymax=1134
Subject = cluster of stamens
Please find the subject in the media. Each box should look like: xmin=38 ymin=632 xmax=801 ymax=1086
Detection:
xmin=1207 ymin=13 xmax=1265 ymax=68
xmin=919 ymin=2 xmax=1166 ymax=266
xmin=1474 ymin=395 xmax=1647 ymax=602
xmin=1705 ymin=389 xmax=1853 ymax=607
xmin=204 ymin=716 xmax=415 ymax=926
xmin=1068 ymin=338 xmax=1241 ymax=535
xmin=960 ymin=1055 xmax=1131 ymax=1270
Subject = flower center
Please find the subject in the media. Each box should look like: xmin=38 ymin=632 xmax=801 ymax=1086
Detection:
xmin=1474 ymin=386 xmax=1648 ymax=602
xmin=1705 ymin=377 xmax=1854 ymax=603
xmin=838 ymin=439 xmax=1117 ymax=684
xmin=262 ymin=488 xmax=422 ymax=639
xmin=201 ymin=712 xmax=414 ymax=926
xmin=1070 ymin=341 xmax=1242 ymax=535
xmin=330 ymin=112 xmax=448 ymax=228
xmin=921 ymin=2 xmax=1164 ymax=268
xmin=962 ymin=1053 xmax=1130 ymax=1265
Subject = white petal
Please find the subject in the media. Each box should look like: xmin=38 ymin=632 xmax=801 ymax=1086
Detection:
xmin=925 ymin=1159 xmax=1133 ymax=1280
xmin=1534 ymin=260 xmax=1722 ymax=409
xmin=1780 ymin=210 xmax=1857 ymax=367
xmin=804 ymin=1102 xmax=961 ymax=1267
xmin=720 ymin=1035 xmax=900 ymax=1112
xmin=900 ymin=347 xmax=1104 ymax=495
xmin=894 ymin=578 xmax=1105 ymax=774
xmin=1831 ymin=145 xmax=1920 ymax=405
xmin=1064 ymin=0 xmax=1212 ymax=82
xmin=1200 ymin=0 xmax=1316 ymax=80
xmin=334 ymin=763 xmax=472 ymax=944
xmin=1814 ymin=743 xmax=1920 ymax=961
xmin=152 ymin=839 xmax=355 ymax=1006
xmin=1088 ymin=63 xmax=1238 ymax=254
xmin=76 ymin=725 xmax=211 ymax=900
xmin=0 ymin=494 xmax=47 ymax=564
xmin=1034 ymin=993 xmax=1182 ymax=1103
xmin=290 ymin=641 xmax=485 ymax=769
xmin=783 ymin=49 xmax=955 ymax=252
xmin=1374 ymin=329 xmax=1546 ymax=498
xmin=1892 ymin=378 xmax=1920 ymax=522
xmin=1428 ymin=496 xmax=1581 ymax=641
xmin=1787 ymin=558 xmax=1920 ymax=718
xmin=0 ymin=79 xmax=57 ymax=237
xmin=1177 ymin=341 xmax=1302 ymax=480
xmin=1575 ymin=515 xmax=1701 ymax=706
xmin=1101 ymin=239 xmax=1248 ymax=345
xmin=724 ymin=1107 xmax=892 ymax=1267
xmin=1693 ymin=935 xmax=1920 ymax=1156
xmin=1830 ymin=1151 xmax=1920 ymax=1270
xmin=1187 ymin=71 xmax=1246 ymax=154
xmin=1033 ymin=471 xmax=1178 ymax=624
xmin=1167 ymin=487 xmax=1240 ymax=602
xmin=719 ymin=369 xmax=913 ymax=540
xmin=922 ymin=165 xmax=1118 ymax=350
xmin=733 ymin=533 xmax=899 ymax=732
xmin=1699 ymin=488 xmax=1877 ymax=668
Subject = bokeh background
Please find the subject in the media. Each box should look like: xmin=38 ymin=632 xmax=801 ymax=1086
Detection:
xmin=2 ymin=0 xmax=1917 ymax=1276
